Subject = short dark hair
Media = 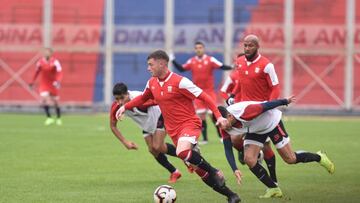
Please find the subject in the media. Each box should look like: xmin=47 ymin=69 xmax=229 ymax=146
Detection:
xmin=147 ymin=50 xmax=169 ymax=62
xmin=112 ymin=82 xmax=128 ymax=96
xmin=218 ymin=106 xmax=229 ymax=118
xmin=195 ymin=41 xmax=205 ymax=47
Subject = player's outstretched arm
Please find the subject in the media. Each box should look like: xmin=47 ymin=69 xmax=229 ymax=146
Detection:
xmin=116 ymin=106 xmax=126 ymax=121
xmin=239 ymin=96 xmax=296 ymax=121
xmin=261 ymin=95 xmax=295 ymax=113
xmin=286 ymin=95 xmax=296 ymax=104
xmin=221 ymin=130 xmax=243 ymax=185
xmin=219 ymin=64 xmax=233 ymax=70
xmin=29 ymin=68 xmax=41 ymax=88
xmin=119 ymin=90 xmax=153 ymax=120
xmin=172 ymin=59 xmax=186 ymax=72
xmin=110 ymin=119 xmax=138 ymax=150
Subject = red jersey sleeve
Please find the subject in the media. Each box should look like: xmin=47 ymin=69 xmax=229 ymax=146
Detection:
xmin=209 ymin=56 xmax=223 ymax=69
xmin=239 ymin=103 xmax=264 ymax=121
xmin=137 ymin=99 xmax=157 ymax=112
xmin=231 ymin=80 xmax=241 ymax=96
xmin=264 ymin=63 xmax=280 ymax=100
xmin=31 ymin=61 xmax=42 ymax=83
xmin=198 ymin=92 xmax=222 ymax=119
xmin=124 ymin=82 xmax=154 ymax=110
xmin=182 ymin=58 xmax=192 ymax=70
xmin=220 ymin=76 xmax=235 ymax=99
xmin=110 ymin=102 xmax=120 ymax=123
xmin=178 ymin=77 xmax=222 ymax=119
xmin=54 ymin=60 xmax=63 ymax=82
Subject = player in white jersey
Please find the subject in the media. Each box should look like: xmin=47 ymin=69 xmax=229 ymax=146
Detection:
xmin=110 ymin=83 xmax=181 ymax=183
xmin=124 ymin=90 xmax=162 ymax=134
xmin=218 ymin=96 xmax=335 ymax=199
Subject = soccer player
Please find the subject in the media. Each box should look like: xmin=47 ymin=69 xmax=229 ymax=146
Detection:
xmin=225 ymin=34 xmax=280 ymax=186
xmin=227 ymin=34 xmax=280 ymax=103
xmin=218 ymin=96 xmax=335 ymax=198
xmin=172 ymin=41 xmax=232 ymax=144
xmin=29 ymin=48 xmax=63 ymax=125
xmin=116 ymin=50 xmax=240 ymax=203
xmin=110 ymin=83 xmax=181 ymax=183
xmin=220 ymin=53 xmax=244 ymax=102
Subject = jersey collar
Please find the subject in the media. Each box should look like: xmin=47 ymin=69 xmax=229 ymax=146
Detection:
xmin=245 ymin=54 xmax=261 ymax=64
xmin=157 ymin=71 xmax=173 ymax=86
xmin=195 ymin=54 xmax=207 ymax=61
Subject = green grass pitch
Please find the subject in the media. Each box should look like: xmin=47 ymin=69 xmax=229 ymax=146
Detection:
xmin=1 ymin=113 xmax=360 ymax=202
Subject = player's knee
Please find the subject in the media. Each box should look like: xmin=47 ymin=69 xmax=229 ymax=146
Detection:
xmin=148 ymin=146 xmax=157 ymax=156
xmin=244 ymin=154 xmax=257 ymax=168
xmin=177 ymin=149 xmax=191 ymax=161
xmin=152 ymin=143 xmax=162 ymax=153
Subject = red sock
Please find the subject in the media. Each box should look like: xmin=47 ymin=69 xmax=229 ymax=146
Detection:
xmin=177 ymin=149 xmax=192 ymax=161
xmin=195 ymin=168 xmax=209 ymax=179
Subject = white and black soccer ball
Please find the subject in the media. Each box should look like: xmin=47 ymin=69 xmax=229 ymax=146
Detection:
xmin=153 ymin=185 xmax=176 ymax=203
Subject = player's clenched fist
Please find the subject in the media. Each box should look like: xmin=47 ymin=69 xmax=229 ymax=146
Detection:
xmin=116 ymin=106 xmax=125 ymax=120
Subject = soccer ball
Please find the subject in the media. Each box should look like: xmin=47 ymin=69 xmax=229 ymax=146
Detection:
xmin=153 ymin=185 xmax=176 ymax=203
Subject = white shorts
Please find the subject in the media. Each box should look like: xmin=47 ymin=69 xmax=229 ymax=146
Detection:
xmin=178 ymin=136 xmax=198 ymax=145
xmin=40 ymin=91 xmax=59 ymax=99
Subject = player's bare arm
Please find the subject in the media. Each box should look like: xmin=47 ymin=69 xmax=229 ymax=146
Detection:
xmin=110 ymin=119 xmax=138 ymax=150
xmin=116 ymin=105 xmax=126 ymax=120
xmin=234 ymin=169 xmax=243 ymax=185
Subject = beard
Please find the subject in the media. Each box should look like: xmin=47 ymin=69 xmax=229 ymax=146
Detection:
xmin=245 ymin=51 xmax=257 ymax=61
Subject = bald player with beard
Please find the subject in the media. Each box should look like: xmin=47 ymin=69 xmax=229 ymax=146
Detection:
xmin=225 ymin=35 xmax=281 ymax=193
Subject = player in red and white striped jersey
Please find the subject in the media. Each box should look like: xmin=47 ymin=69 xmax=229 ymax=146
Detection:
xmin=172 ymin=42 xmax=233 ymax=144
xmin=218 ymin=96 xmax=335 ymax=198
xmin=116 ymin=50 xmax=240 ymax=203
xmin=29 ymin=48 xmax=63 ymax=126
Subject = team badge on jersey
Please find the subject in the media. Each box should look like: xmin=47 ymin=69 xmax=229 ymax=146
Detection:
xmin=167 ymin=86 xmax=172 ymax=92
xmin=245 ymin=71 xmax=249 ymax=75
xmin=204 ymin=60 xmax=208 ymax=65
xmin=255 ymin=67 xmax=260 ymax=73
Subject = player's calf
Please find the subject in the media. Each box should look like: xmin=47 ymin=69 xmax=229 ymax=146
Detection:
xmin=281 ymin=151 xmax=297 ymax=164
xmin=200 ymin=169 xmax=240 ymax=202
xmin=177 ymin=149 xmax=217 ymax=175
xmin=244 ymin=152 xmax=259 ymax=168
